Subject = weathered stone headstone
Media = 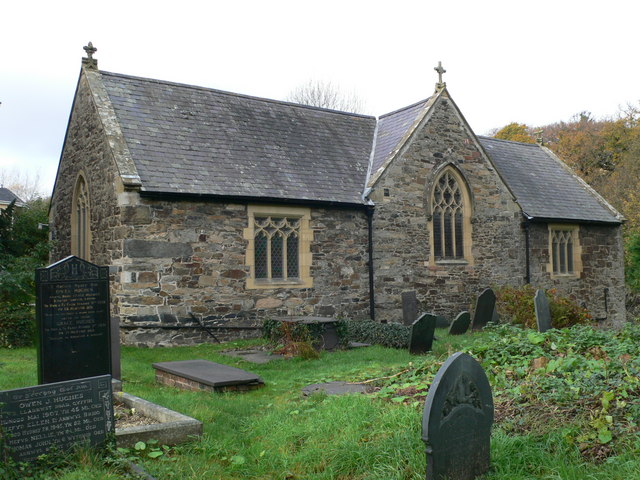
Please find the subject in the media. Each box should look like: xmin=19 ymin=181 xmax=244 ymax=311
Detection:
xmin=471 ymin=288 xmax=496 ymax=331
xmin=36 ymin=256 xmax=111 ymax=384
xmin=409 ymin=313 xmax=437 ymax=354
xmin=0 ymin=375 xmax=114 ymax=463
xmin=422 ymin=352 xmax=494 ymax=480
xmin=534 ymin=289 xmax=552 ymax=333
xmin=402 ymin=291 xmax=419 ymax=326
xmin=448 ymin=311 xmax=471 ymax=335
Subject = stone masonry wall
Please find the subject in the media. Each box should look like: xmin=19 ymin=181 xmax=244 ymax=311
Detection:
xmin=370 ymin=94 xmax=526 ymax=322
xmin=49 ymin=73 xmax=123 ymax=279
xmin=528 ymin=223 xmax=625 ymax=326
xmin=113 ymin=197 xmax=370 ymax=346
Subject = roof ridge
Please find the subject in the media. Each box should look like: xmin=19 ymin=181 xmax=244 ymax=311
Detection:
xmin=478 ymin=135 xmax=539 ymax=147
xmin=100 ymin=70 xmax=375 ymax=120
xmin=379 ymin=97 xmax=432 ymax=119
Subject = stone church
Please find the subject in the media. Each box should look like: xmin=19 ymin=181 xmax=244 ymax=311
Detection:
xmin=49 ymin=46 xmax=625 ymax=345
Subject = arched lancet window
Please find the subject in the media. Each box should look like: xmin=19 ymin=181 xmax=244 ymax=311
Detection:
xmin=431 ymin=168 xmax=471 ymax=262
xmin=71 ymin=174 xmax=91 ymax=260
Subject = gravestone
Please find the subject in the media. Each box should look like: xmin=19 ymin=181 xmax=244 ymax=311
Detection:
xmin=153 ymin=359 xmax=264 ymax=392
xmin=402 ymin=291 xmax=419 ymax=326
xmin=534 ymin=289 xmax=552 ymax=333
xmin=422 ymin=352 xmax=493 ymax=480
xmin=36 ymin=256 xmax=111 ymax=384
xmin=448 ymin=311 xmax=471 ymax=335
xmin=409 ymin=313 xmax=437 ymax=354
xmin=471 ymin=288 xmax=496 ymax=331
xmin=0 ymin=375 xmax=114 ymax=463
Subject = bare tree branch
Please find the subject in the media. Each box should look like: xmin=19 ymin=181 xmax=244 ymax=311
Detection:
xmin=285 ymin=80 xmax=366 ymax=113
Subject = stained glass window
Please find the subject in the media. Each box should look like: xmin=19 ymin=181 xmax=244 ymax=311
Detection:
xmin=551 ymin=229 xmax=575 ymax=274
xmin=72 ymin=175 xmax=90 ymax=260
xmin=433 ymin=171 xmax=465 ymax=260
xmin=253 ymin=216 xmax=301 ymax=281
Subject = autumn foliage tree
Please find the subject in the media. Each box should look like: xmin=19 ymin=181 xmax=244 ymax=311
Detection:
xmin=494 ymin=122 xmax=536 ymax=144
xmin=493 ymin=103 xmax=640 ymax=290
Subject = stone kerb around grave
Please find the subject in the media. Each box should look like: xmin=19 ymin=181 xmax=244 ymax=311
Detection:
xmin=422 ymin=352 xmax=494 ymax=480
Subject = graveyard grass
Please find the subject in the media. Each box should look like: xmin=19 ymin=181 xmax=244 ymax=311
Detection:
xmin=2 ymin=324 xmax=640 ymax=479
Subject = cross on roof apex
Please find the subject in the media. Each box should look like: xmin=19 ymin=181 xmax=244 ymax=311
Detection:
xmin=435 ymin=61 xmax=446 ymax=91
xmin=82 ymin=42 xmax=98 ymax=69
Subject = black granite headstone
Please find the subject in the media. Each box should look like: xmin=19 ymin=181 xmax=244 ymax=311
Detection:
xmin=36 ymin=256 xmax=111 ymax=384
xmin=409 ymin=313 xmax=437 ymax=354
xmin=0 ymin=375 xmax=114 ymax=463
xmin=422 ymin=352 xmax=493 ymax=480
xmin=448 ymin=311 xmax=471 ymax=335
xmin=402 ymin=291 xmax=419 ymax=326
xmin=471 ymin=288 xmax=496 ymax=331
xmin=534 ymin=289 xmax=552 ymax=333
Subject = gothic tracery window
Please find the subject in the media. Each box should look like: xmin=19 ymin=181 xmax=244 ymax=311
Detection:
xmin=254 ymin=216 xmax=300 ymax=280
xmin=244 ymin=205 xmax=313 ymax=289
xmin=71 ymin=175 xmax=90 ymax=260
xmin=432 ymin=170 xmax=465 ymax=260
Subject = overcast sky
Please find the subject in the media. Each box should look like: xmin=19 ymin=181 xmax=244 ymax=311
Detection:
xmin=1 ymin=0 xmax=639 ymax=197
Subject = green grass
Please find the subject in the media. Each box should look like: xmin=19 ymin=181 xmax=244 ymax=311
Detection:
xmin=1 ymin=326 xmax=639 ymax=479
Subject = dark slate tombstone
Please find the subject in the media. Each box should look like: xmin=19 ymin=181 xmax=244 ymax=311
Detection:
xmin=471 ymin=288 xmax=496 ymax=331
xmin=0 ymin=375 xmax=114 ymax=463
xmin=402 ymin=291 xmax=419 ymax=326
xmin=409 ymin=313 xmax=437 ymax=354
xmin=534 ymin=289 xmax=552 ymax=333
xmin=422 ymin=352 xmax=494 ymax=480
xmin=36 ymin=256 xmax=111 ymax=384
xmin=448 ymin=311 xmax=471 ymax=335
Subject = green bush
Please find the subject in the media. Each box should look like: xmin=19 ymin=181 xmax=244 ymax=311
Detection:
xmin=495 ymin=285 xmax=591 ymax=329
xmin=0 ymin=303 xmax=35 ymax=348
xmin=0 ymin=198 xmax=50 ymax=347
xmin=625 ymin=231 xmax=640 ymax=291
xmin=343 ymin=319 xmax=410 ymax=349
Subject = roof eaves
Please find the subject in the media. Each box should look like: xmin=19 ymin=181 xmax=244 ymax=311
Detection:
xmin=540 ymin=145 xmax=625 ymax=223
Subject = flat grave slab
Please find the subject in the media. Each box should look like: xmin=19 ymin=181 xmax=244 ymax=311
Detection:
xmin=153 ymin=360 xmax=264 ymax=393
xmin=302 ymin=381 xmax=373 ymax=397
xmin=222 ymin=349 xmax=284 ymax=364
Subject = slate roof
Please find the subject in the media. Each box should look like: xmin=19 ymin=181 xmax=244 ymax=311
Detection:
xmin=92 ymin=70 xmax=621 ymax=224
xmin=101 ymin=72 xmax=375 ymax=205
xmin=370 ymin=99 xmax=430 ymax=179
xmin=479 ymin=137 xmax=621 ymax=224
xmin=0 ymin=187 xmax=24 ymax=205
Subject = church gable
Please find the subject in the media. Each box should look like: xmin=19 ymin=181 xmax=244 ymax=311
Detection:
xmin=50 ymin=69 xmax=125 ymax=267
xmin=368 ymin=90 xmax=524 ymax=321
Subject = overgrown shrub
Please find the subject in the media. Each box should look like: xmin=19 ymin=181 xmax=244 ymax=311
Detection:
xmin=263 ymin=320 xmax=320 ymax=359
xmin=0 ymin=303 xmax=35 ymax=347
xmin=625 ymin=231 xmax=640 ymax=291
xmin=0 ymin=198 xmax=49 ymax=347
xmin=495 ymin=285 xmax=591 ymax=329
xmin=343 ymin=319 xmax=410 ymax=349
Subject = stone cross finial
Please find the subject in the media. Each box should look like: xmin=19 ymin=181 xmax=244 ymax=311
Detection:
xmin=82 ymin=42 xmax=98 ymax=69
xmin=534 ymin=130 xmax=544 ymax=145
xmin=435 ymin=61 xmax=446 ymax=90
